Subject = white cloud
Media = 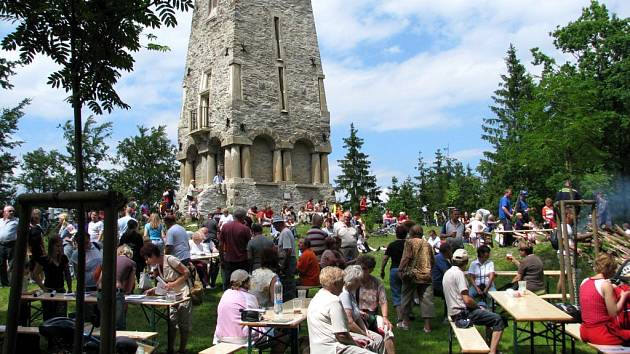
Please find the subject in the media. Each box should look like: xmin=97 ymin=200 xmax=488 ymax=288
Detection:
xmin=315 ymin=0 xmax=630 ymax=132
xmin=451 ymin=148 xmax=487 ymax=162
xmin=384 ymin=45 xmax=401 ymax=54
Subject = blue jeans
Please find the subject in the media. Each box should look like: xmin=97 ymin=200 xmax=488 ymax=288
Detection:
xmin=469 ymin=284 xmax=496 ymax=307
xmin=151 ymin=239 xmax=164 ymax=253
xmin=389 ymin=267 xmax=402 ymax=307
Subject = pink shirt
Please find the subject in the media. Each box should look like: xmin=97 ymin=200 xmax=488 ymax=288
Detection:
xmin=214 ymin=289 xmax=259 ymax=344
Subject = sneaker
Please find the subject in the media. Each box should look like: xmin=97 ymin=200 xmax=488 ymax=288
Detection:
xmin=396 ymin=322 xmax=409 ymax=331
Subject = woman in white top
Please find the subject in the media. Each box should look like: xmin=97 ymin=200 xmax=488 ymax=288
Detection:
xmin=249 ymin=248 xmax=279 ymax=308
xmin=189 ymin=231 xmax=217 ymax=288
xmin=466 ymin=213 xmax=486 ymax=248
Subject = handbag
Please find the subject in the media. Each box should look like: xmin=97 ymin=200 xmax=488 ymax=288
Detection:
xmin=138 ymin=271 xmax=153 ymax=290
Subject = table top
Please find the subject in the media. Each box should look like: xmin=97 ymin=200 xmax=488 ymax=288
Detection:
xmin=191 ymin=252 xmax=219 ymax=261
xmin=21 ymin=292 xmax=188 ymax=307
xmin=489 ymin=291 xmax=573 ymax=322
xmin=21 ymin=292 xmax=99 ymax=303
xmin=493 ymin=270 xmax=561 ymax=277
xmin=240 ymin=298 xmax=310 ymax=328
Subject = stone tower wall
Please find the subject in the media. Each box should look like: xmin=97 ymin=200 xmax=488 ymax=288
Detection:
xmin=177 ymin=0 xmax=333 ymax=213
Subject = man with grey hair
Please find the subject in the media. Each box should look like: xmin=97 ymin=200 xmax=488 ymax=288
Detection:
xmin=334 ymin=211 xmax=358 ymax=262
xmin=117 ymin=206 xmax=137 ymax=239
xmin=443 ymin=249 xmax=504 ymax=354
xmin=0 ymin=205 xmax=18 ymax=287
xmin=219 ymin=208 xmax=252 ymax=291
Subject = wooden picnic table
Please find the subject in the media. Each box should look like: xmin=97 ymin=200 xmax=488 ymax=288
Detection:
xmin=240 ymin=298 xmax=311 ymax=354
xmin=191 ymin=252 xmax=220 ymax=261
xmin=494 ymin=270 xmax=561 ymax=277
xmin=21 ymin=292 xmax=189 ymax=354
xmin=489 ymin=291 xmax=574 ymax=354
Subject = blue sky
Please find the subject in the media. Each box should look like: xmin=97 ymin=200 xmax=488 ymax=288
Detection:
xmin=2 ymin=0 xmax=629 ymax=191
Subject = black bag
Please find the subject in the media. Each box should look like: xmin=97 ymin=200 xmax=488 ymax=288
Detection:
xmin=554 ymin=303 xmax=581 ymax=323
xmin=550 ymin=229 xmax=559 ymax=250
xmin=240 ymin=309 xmax=264 ymax=322
xmin=452 ymin=310 xmax=472 ymax=328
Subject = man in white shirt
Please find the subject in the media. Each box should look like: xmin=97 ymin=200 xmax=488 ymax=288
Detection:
xmin=87 ymin=211 xmax=104 ymax=245
xmin=334 ymin=211 xmax=358 ymax=262
xmin=213 ymin=172 xmax=226 ymax=194
xmin=0 ymin=205 xmax=18 ymax=286
xmin=218 ymin=209 xmax=233 ymax=230
xmin=307 ymin=266 xmax=372 ymax=354
xmin=443 ymin=249 xmax=504 ymax=354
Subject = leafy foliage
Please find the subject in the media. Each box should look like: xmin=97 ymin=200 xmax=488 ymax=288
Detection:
xmin=110 ymin=125 xmax=179 ymax=204
xmin=1 ymin=0 xmax=193 ymax=191
xmin=17 ymin=148 xmax=72 ymax=193
xmin=477 ymin=1 xmax=630 ymax=219
xmin=335 ymin=124 xmax=381 ymax=212
xmin=60 ymin=116 xmax=113 ymax=190
xmin=0 ymin=99 xmax=28 ymax=204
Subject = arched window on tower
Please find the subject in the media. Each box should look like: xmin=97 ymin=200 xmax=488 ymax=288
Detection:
xmin=251 ymin=136 xmax=274 ymax=182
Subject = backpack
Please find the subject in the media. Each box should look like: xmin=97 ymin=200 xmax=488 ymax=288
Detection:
xmin=550 ymin=229 xmax=559 ymax=250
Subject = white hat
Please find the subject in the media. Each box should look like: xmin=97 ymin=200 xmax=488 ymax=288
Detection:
xmin=452 ymin=248 xmax=469 ymax=262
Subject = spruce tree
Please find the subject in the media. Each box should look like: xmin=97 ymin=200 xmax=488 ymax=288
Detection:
xmin=0 ymin=99 xmax=28 ymax=204
xmin=335 ymin=123 xmax=381 ymax=212
xmin=479 ymin=44 xmax=534 ymax=203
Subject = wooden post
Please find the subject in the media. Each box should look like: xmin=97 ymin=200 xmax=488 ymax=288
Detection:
xmin=558 ymin=201 xmax=567 ymax=303
xmin=592 ymin=206 xmax=599 ymax=257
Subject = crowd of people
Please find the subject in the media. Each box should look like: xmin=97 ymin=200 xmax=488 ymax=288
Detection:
xmin=0 ymin=177 xmax=629 ymax=353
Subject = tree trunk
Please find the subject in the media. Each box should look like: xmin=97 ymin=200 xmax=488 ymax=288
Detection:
xmin=69 ymin=2 xmax=87 ymax=352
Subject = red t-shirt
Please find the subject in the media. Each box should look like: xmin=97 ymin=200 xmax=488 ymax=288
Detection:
xmin=297 ymin=248 xmax=320 ymax=286
xmin=264 ymin=209 xmax=274 ymax=219
xmin=398 ymin=215 xmax=408 ymax=223
xmin=305 ymin=201 xmax=314 ymax=211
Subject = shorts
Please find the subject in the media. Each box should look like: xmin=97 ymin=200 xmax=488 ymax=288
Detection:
xmin=468 ymin=307 xmax=505 ymax=332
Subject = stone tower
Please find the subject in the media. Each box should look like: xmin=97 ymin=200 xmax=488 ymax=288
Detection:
xmin=176 ymin=0 xmax=334 ymax=213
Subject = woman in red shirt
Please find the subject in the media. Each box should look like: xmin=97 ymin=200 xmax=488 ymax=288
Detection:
xmin=297 ymin=239 xmax=320 ymax=286
xmin=541 ymin=198 xmax=556 ymax=229
xmin=580 ymin=253 xmax=630 ymax=345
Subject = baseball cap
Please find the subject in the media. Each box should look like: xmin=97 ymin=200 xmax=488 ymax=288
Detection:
xmin=271 ymin=215 xmax=284 ymax=224
xmin=452 ymin=248 xmax=469 ymax=262
xmin=230 ymin=269 xmax=250 ymax=283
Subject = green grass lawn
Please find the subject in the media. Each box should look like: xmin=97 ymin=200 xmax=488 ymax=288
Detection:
xmin=0 ymin=224 xmax=597 ymax=353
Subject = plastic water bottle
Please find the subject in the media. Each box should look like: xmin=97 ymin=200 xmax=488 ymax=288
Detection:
xmin=274 ymin=278 xmax=283 ymax=315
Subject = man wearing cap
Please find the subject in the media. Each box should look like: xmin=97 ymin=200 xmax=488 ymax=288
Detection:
xmin=515 ymin=190 xmax=530 ymax=222
xmin=219 ymin=208 xmax=251 ymax=291
xmin=0 ymin=205 xmax=18 ymax=286
xmin=273 ymin=215 xmax=297 ymax=301
xmin=443 ymin=249 xmax=504 ymax=354
xmin=334 ymin=211 xmax=359 ymax=262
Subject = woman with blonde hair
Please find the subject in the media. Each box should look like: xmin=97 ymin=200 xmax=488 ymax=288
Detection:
xmin=580 ymin=254 xmax=630 ymax=345
xmin=144 ymin=212 xmax=165 ymax=252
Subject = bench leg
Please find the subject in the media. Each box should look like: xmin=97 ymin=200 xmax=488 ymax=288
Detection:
xmin=530 ymin=322 xmax=534 ymax=354
xmin=513 ymin=320 xmax=518 ymax=354
xmin=448 ymin=325 xmax=453 ymax=354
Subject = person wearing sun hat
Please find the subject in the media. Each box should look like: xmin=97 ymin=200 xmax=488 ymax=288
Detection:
xmin=443 ymin=248 xmax=505 ymax=354
xmin=273 ymin=215 xmax=297 ymax=300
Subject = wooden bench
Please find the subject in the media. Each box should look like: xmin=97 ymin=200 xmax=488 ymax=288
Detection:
xmin=565 ymin=323 xmax=630 ymax=354
xmin=0 ymin=325 xmax=40 ymax=335
xmin=540 ymin=293 xmax=564 ymax=301
xmin=296 ymin=285 xmax=321 ymax=297
xmin=88 ymin=328 xmax=159 ymax=341
xmin=199 ymin=342 xmax=246 ymax=354
xmin=448 ymin=318 xmax=490 ymax=353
